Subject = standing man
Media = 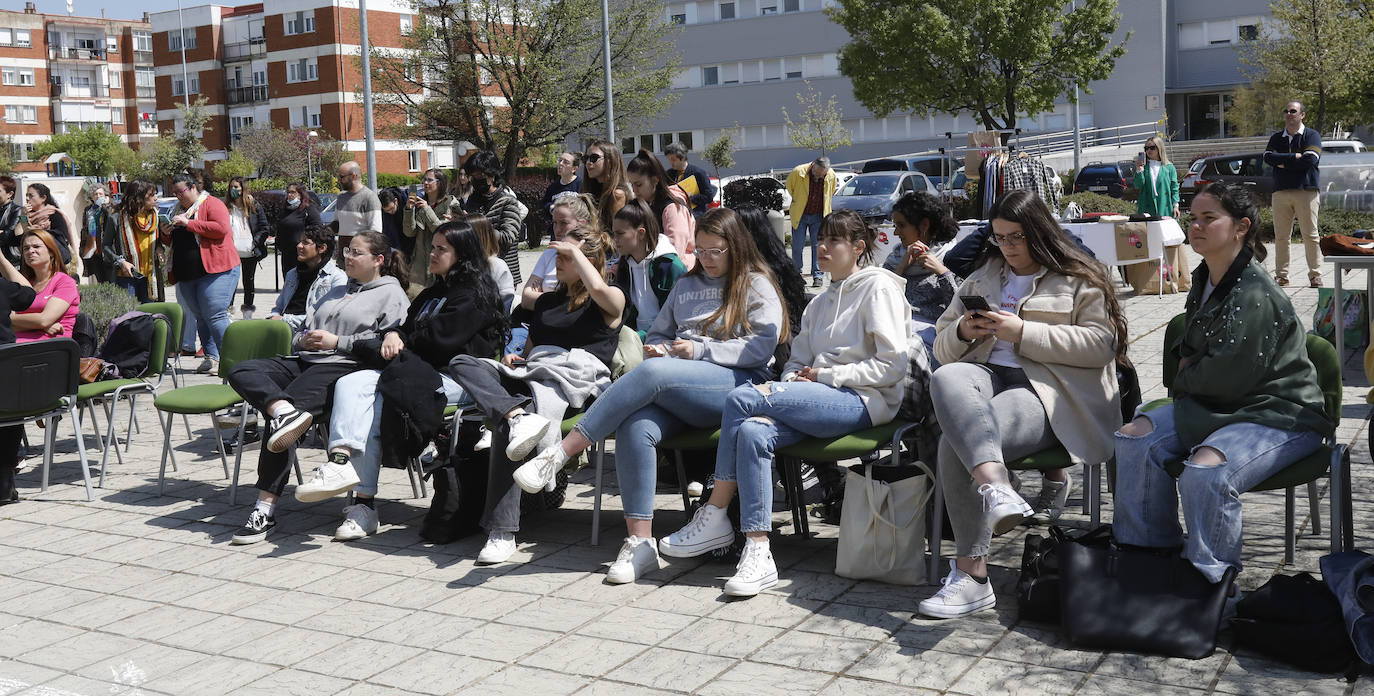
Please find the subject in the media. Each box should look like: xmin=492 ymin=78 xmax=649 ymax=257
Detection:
xmin=1264 ymin=100 xmax=1323 ymax=287
xmin=785 ymin=156 xmax=836 ymax=287
xmin=664 ymin=142 xmax=715 ymax=219
xmin=332 ymin=161 xmax=383 ymax=261
xmin=539 ymin=151 xmax=583 ymax=243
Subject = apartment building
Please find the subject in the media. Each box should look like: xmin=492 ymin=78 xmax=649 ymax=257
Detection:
xmin=148 ymin=0 xmax=449 ymax=176
xmin=0 ymin=2 xmax=157 ymax=173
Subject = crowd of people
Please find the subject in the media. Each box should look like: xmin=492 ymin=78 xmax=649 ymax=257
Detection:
xmin=0 ymin=135 xmax=1333 ymax=621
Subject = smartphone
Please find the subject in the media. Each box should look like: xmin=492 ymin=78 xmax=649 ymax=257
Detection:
xmin=960 ymin=295 xmax=992 ymax=313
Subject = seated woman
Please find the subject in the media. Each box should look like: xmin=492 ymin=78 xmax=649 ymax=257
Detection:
xmin=465 ymin=213 xmax=516 ymax=313
xmin=884 ymin=191 xmax=961 ymax=353
xmin=512 ymin=193 xmax=599 ymax=353
xmin=292 ymin=220 xmax=509 ymax=540
xmin=518 ymin=208 xmax=784 ymax=584
xmin=609 ymin=200 xmax=687 ymax=335
xmin=658 ymin=210 xmax=909 ymax=597
xmin=919 ymin=189 xmax=1126 ymax=619
xmin=228 ymin=230 xmax=411 ymax=545
xmin=1114 ymin=183 xmax=1329 ymax=585
xmin=447 ymin=225 xmax=624 ymax=564
xmin=0 ymin=230 xmax=79 ymax=342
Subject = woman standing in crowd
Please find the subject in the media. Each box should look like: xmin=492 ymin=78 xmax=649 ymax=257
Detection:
xmin=405 ymin=168 xmax=456 ymax=288
xmin=463 ymin=150 xmax=527 ymax=286
xmin=657 ymin=210 xmax=907 ymax=597
xmin=885 ymin=191 xmax=961 ymax=353
xmin=225 ymin=177 xmax=270 ymax=318
xmin=23 ymin=183 xmax=74 ymax=268
xmin=1133 ymin=135 xmax=1181 ymax=219
xmin=518 ymin=208 xmax=782 ymax=583
xmin=608 ymin=200 xmax=687 ymax=335
xmin=82 ymin=184 xmax=112 ymax=282
xmin=101 ymin=181 xmax=160 ymax=303
xmin=377 ymin=188 xmax=410 ymax=260
xmin=163 ymin=173 xmax=240 ymax=374
xmin=1 ymin=229 xmax=79 ymax=342
xmin=465 ymin=213 xmax=516 ymax=313
xmin=291 ymin=220 xmax=509 ymax=540
xmin=447 ymin=225 xmax=623 ymax=564
xmin=0 ymin=251 xmax=35 ymax=505
xmin=919 ymin=189 xmax=1126 ymax=618
xmin=625 ymin=149 xmax=696 ymax=268
xmin=1114 ymin=183 xmax=1328 ymax=585
xmin=275 ymin=183 xmax=322 ymax=280
xmin=228 ymin=230 xmax=411 ymax=545
xmin=581 ymin=139 xmax=629 ymax=232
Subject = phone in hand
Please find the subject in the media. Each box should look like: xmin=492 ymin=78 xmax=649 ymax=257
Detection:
xmin=960 ymin=295 xmax=992 ymax=313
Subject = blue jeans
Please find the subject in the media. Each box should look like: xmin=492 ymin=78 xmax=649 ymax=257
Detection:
xmin=330 ymin=369 xmax=473 ymax=496
xmin=716 ymin=381 xmax=871 ymax=533
xmin=573 ymin=357 xmax=765 ymax=520
xmin=505 ymin=324 xmax=529 ymax=356
xmin=114 ymin=275 xmax=151 ymax=303
xmin=1114 ymin=402 xmax=1324 ymax=583
xmin=791 ymin=213 xmax=823 ymax=280
xmin=177 ymin=265 xmax=241 ymax=359
xmin=177 ymin=289 xmax=198 ymax=352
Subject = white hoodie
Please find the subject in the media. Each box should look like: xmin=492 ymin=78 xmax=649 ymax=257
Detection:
xmin=783 ymin=264 xmax=911 ymax=424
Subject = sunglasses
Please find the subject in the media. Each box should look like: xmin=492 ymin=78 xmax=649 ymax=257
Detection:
xmin=1144 ymin=145 xmax=1157 ymax=151
xmin=584 ymin=153 xmax=603 ymax=164
xmin=1284 ymin=109 xmax=1300 ymax=114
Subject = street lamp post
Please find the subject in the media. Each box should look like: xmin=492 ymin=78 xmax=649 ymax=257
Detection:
xmin=307 ymin=130 xmax=318 ymax=188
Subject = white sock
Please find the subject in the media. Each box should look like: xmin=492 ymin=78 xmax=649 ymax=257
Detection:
xmin=254 ymin=499 xmax=275 ymax=517
xmin=270 ymin=403 xmax=298 ymax=419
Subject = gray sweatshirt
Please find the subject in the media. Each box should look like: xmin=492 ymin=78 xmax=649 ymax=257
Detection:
xmin=296 ymin=275 xmax=410 ymax=364
xmin=646 ymin=271 xmax=781 ymax=369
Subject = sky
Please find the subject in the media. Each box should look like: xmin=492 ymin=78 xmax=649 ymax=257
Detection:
xmin=25 ymin=0 xmax=201 ymax=22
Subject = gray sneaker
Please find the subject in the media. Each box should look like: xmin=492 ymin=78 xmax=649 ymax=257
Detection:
xmin=1029 ymin=473 xmax=1073 ymax=525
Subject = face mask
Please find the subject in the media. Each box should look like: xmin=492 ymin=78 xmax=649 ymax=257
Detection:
xmin=229 ymin=189 xmax=241 ymax=199
xmin=471 ymin=179 xmax=492 ymax=196
xmin=287 ymin=197 xmax=300 ymax=208
xmin=95 ymin=196 xmax=109 ymax=207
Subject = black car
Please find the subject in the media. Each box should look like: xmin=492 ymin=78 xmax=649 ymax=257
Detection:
xmin=1072 ymin=161 xmax=1138 ymax=198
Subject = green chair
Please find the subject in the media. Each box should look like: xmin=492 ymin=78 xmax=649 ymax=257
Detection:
xmin=0 ymin=339 xmax=93 ymax=501
xmin=74 ymin=313 xmax=170 ymax=487
xmin=138 ymin=301 xmax=191 ymax=438
xmin=1145 ymin=313 xmax=1351 ymax=563
xmin=153 ymin=320 xmax=292 ymax=497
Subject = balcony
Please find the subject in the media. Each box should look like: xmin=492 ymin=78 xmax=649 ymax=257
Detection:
xmin=225 ymin=84 xmax=269 ymax=105
xmin=136 ymin=86 xmax=155 ymax=99
xmin=134 ymin=50 xmax=154 ymax=65
xmin=48 ymin=46 xmax=106 ymax=62
xmin=50 ymin=83 xmax=109 ymax=99
xmin=222 ymin=38 xmax=266 ymax=62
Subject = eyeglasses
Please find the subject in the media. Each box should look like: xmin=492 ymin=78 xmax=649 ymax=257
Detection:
xmin=1284 ymin=109 xmax=1300 ymax=114
xmin=584 ymin=153 xmax=603 ymax=164
xmin=1144 ymin=145 xmax=1157 ymax=151
xmin=343 ymin=247 xmax=380 ymax=258
xmin=990 ymin=232 xmax=1027 ymax=247
xmin=171 ymin=187 xmax=191 ymax=195
xmin=697 ymin=247 xmax=728 ymax=260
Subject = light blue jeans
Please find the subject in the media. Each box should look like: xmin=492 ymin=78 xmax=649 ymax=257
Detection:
xmin=791 ymin=213 xmax=823 ymax=280
xmin=1114 ymin=402 xmax=1324 ymax=583
xmin=573 ymin=357 xmax=765 ymax=520
xmin=330 ymin=368 xmax=473 ymax=496
xmin=176 ymin=289 xmax=198 ymax=352
xmin=717 ymin=381 xmax=871 ymax=533
xmin=177 ymin=265 xmax=241 ymax=359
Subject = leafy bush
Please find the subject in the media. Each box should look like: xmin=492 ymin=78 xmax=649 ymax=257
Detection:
xmin=1061 ymin=192 xmax=1136 ymax=216
xmin=723 ymin=178 xmax=784 ymax=212
xmin=951 ymin=180 xmax=980 ymax=220
xmin=80 ymin=281 xmax=139 ymax=349
xmin=374 ymin=173 xmax=421 ymax=188
xmin=508 ymin=174 xmax=547 ymax=245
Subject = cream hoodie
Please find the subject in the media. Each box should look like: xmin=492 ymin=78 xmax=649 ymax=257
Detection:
xmin=782 ymin=264 xmax=911 ymax=425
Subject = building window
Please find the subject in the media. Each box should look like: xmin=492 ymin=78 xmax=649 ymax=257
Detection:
xmin=621 ymin=137 xmax=635 ymax=154
xmin=135 ymin=66 xmax=155 ymax=88
xmin=108 ymin=70 xmax=120 ymax=89
xmin=0 ymin=29 xmax=10 ymax=46
xmin=639 ymin=134 xmax=654 ymax=152
xmin=400 ymin=15 xmax=413 ymax=34
xmin=676 ymin=132 xmax=694 ymax=150
xmin=408 ymin=151 xmax=422 ymax=171
xmin=14 ymin=29 xmax=30 ymax=47
xmin=783 ymin=0 xmax=799 ymax=11
xmin=286 ymin=11 xmax=316 ymax=35
xmin=287 ymin=58 xmax=318 ymax=83
xmin=4 ymin=105 xmax=37 ymax=124
xmin=171 ymin=76 xmax=200 ymax=96
xmin=1238 ymin=23 xmax=1259 ymax=41
xmin=784 ymin=56 xmax=802 ymax=79
xmin=671 ymin=13 xmax=686 ymax=24
xmin=107 ymin=36 xmax=118 ymax=53
xmin=133 ymin=30 xmax=152 ymax=52
xmin=405 ymin=106 xmax=417 ymax=126
xmin=111 ymin=108 xmax=124 ymax=124
xmin=0 ymin=69 xmax=14 ymax=86
xmin=761 ymin=3 xmax=777 ymax=14
xmin=309 ymin=111 xmax=321 ymax=128
xmin=169 ymin=29 xmax=196 ymax=51
xmin=702 ymin=65 xmax=719 ymax=86
xmin=719 ymin=2 xmax=735 ymax=20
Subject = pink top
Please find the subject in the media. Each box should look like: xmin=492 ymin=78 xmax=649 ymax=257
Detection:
xmin=662 ymin=185 xmax=696 ymax=269
xmin=15 ymin=272 xmax=80 ymax=342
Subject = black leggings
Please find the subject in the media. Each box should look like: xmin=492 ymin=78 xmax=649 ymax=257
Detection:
xmin=240 ymin=256 xmax=260 ymax=309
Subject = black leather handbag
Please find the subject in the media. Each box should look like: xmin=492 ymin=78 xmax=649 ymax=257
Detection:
xmin=1017 ymin=525 xmax=1112 ymax=624
xmin=1059 ymin=526 xmax=1236 ymax=659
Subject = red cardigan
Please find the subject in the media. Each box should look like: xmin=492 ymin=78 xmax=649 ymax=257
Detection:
xmin=185 ymin=195 xmax=241 ymax=274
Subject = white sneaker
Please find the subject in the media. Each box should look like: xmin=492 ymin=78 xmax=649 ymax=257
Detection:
xmin=979 ymin=481 xmax=1033 ymax=536
xmin=295 ymin=460 xmax=362 ymax=503
xmin=512 ymin=445 xmax=566 ymax=494
xmin=504 ymin=413 xmax=551 ymax=461
xmin=334 ymin=503 xmax=379 ymax=541
xmin=606 ymin=536 xmax=662 ymax=584
xmin=195 ymin=357 xmax=216 ymax=374
xmin=659 ymin=504 xmax=735 ymax=558
xmin=477 ymin=531 xmax=517 ymax=564
xmin=918 ymin=560 xmax=996 ymax=618
xmin=723 ymin=538 xmax=778 ymax=597
xmin=1029 ymin=473 xmax=1073 ymax=525
xmin=473 ymin=427 xmax=492 ymax=452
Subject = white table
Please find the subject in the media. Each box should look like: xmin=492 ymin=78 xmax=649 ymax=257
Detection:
xmin=1329 ymin=255 xmax=1374 ymax=357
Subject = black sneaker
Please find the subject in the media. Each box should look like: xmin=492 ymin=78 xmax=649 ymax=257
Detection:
xmin=231 ymin=509 xmax=275 ymax=545
xmin=266 ymin=409 xmax=313 ymax=453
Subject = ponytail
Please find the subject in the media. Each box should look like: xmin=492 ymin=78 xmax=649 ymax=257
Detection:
xmin=354 ymin=229 xmax=412 ymax=291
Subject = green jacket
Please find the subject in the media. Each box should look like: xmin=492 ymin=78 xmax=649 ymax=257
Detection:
xmin=1171 ymin=247 xmax=1331 ymax=449
xmin=1131 ymin=161 xmax=1179 ymax=217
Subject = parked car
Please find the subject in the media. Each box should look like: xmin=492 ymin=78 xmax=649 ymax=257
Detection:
xmin=1179 ymin=157 xmax=1208 ymax=202
xmin=861 ymin=155 xmax=956 ymax=188
xmin=832 ymin=168 xmax=858 ymax=191
xmin=942 ymin=166 xmax=968 ymax=202
xmin=832 ymin=171 xmax=938 ymax=221
xmin=1324 ymin=140 xmax=1367 ymax=154
xmin=1072 ymin=160 xmax=1139 ymax=198
xmin=1189 ymin=152 xmax=1275 ymax=204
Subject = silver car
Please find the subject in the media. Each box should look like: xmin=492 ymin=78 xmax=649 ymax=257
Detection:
xmin=831 ymin=172 xmax=937 ymax=221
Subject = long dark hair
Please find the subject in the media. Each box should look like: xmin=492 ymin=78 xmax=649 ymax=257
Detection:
xmin=893 ymin=191 xmax=958 ymax=245
xmin=688 ymin=208 xmax=789 ymax=339
xmin=1194 ymin=182 xmax=1266 ymax=263
xmin=980 ymin=189 xmax=1129 ymax=364
xmin=582 ymin=139 xmax=626 ymax=230
xmin=353 ymin=229 xmax=411 ymax=291
xmin=626 ymin=148 xmax=688 ymax=221
xmin=116 ymin=180 xmax=155 ymax=221
xmin=223 ymin=176 xmax=257 ymax=215
xmin=612 ymin=199 xmax=661 ymax=260
xmin=26 ymin=182 xmax=54 ymax=208
xmin=733 ymin=206 xmax=805 ymax=337
xmin=434 ymin=220 xmax=510 ymax=343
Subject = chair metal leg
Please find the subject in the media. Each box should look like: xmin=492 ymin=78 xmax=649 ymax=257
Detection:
xmin=229 ymin=409 xmax=249 ymax=504
xmin=1283 ymin=487 xmax=1296 ymax=566
xmin=591 ymin=440 xmax=603 ymax=546
xmin=212 ymin=415 xmax=231 ymax=479
xmin=157 ymin=410 xmax=176 ymax=495
xmin=40 ymin=415 xmax=55 ymax=492
xmin=98 ymin=393 xmax=127 ymax=488
xmin=783 ymin=457 xmax=809 ymax=538
xmin=86 ymin=402 xmax=105 ymax=452
xmin=1089 ymin=463 xmax=1102 ymax=526
xmin=1306 ymin=480 xmax=1321 ymax=536
xmin=674 ymin=450 xmax=691 ymax=519
xmin=291 ymin=447 xmax=304 ymax=484
xmin=68 ymin=403 xmax=94 ymax=501
xmin=125 ymin=394 xmax=138 ymax=448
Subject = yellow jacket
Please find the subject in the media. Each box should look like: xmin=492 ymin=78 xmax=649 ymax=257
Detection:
xmin=785 ymin=163 xmax=837 ymax=222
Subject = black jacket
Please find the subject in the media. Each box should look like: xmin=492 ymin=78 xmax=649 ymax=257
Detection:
xmin=0 ymin=201 xmax=20 ymax=265
xmin=391 ymin=277 xmax=506 ymax=368
xmin=0 ymin=277 xmax=36 ymax=345
xmin=379 ymin=351 xmax=446 ymax=469
xmin=668 ymin=162 xmax=716 ymax=214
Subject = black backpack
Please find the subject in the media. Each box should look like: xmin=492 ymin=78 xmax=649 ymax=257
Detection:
xmin=420 ymin=422 xmax=488 ymax=544
xmin=97 ymin=311 xmax=162 ymax=379
xmin=73 ymin=313 xmax=98 ymax=358
xmin=1231 ymin=572 xmax=1359 ymax=675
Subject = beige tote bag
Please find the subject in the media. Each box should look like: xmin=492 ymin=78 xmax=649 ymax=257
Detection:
xmin=835 ymin=460 xmax=935 ymax=586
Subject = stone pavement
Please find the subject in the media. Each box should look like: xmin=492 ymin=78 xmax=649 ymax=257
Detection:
xmin=1 ymin=243 xmax=1370 ymax=696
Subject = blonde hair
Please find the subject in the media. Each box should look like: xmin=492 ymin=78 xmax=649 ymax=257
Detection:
xmin=560 ymin=225 xmax=612 ymax=311
xmin=1146 ymin=135 xmax=1170 ymax=166
xmin=551 ymin=192 xmax=600 ymax=234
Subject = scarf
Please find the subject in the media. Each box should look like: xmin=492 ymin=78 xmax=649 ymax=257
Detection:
xmin=121 ymin=210 xmax=158 ymax=295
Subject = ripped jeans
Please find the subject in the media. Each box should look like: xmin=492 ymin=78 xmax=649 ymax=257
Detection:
xmin=1113 ymin=402 xmax=1323 ymax=583
xmin=716 ymin=380 xmax=871 ymax=533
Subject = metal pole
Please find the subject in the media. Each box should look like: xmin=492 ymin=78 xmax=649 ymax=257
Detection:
xmin=176 ymin=0 xmax=190 ymax=111
xmin=359 ymin=0 xmax=378 ymax=189
xmin=1070 ymin=0 xmax=1080 ymax=176
xmin=307 ymin=133 xmax=313 ymax=186
xmin=600 ymin=0 xmax=615 ymax=141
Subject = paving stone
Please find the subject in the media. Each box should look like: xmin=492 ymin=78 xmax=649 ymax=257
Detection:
xmin=363 ymin=612 xmax=486 ymax=653
xmin=431 ymin=621 xmax=558 ymax=661
xmin=605 ymin=647 xmax=737 ymax=692
xmin=698 ymin=661 xmax=834 ymax=696
xmin=748 ymin=630 xmax=878 ymax=674
xmin=366 ymin=652 xmax=502 ymax=695
xmin=519 ymin=634 xmax=648 ymax=678
xmin=231 ymin=667 xmax=354 ymax=696
xmin=453 ymin=665 xmax=589 ymax=696
xmin=947 ymin=656 xmax=1089 ymax=695
xmin=844 ymin=644 xmax=979 ymax=691
xmin=658 ymin=617 xmax=785 ymax=659
xmin=575 ymin=606 xmax=697 ymax=645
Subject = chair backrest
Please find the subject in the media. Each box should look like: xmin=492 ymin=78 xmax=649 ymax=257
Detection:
xmin=143 ymin=316 xmax=170 ymax=379
xmin=0 ymin=338 xmax=79 ymax=415
xmin=1160 ymin=312 xmax=1342 ymax=423
xmin=218 ymin=319 xmax=293 ymax=377
xmin=138 ymin=301 xmax=183 ymax=358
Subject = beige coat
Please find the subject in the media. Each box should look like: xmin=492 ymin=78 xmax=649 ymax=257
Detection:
xmin=933 ymin=257 xmax=1120 ymax=466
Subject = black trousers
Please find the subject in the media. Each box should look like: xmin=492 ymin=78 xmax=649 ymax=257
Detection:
xmin=227 ymin=357 xmax=357 ymax=496
xmin=0 ymin=425 xmax=21 ymax=498
xmin=240 ymin=256 xmax=260 ymax=309
xmin=445 ymin=355 xmax=531 ymax=423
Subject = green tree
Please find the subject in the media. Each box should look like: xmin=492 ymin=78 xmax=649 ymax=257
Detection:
xmin=31 ymin=126 xmax=126 ymax=178
xmin=234 ymin=125 xmax=348 ymax=190
xmin=829 ymin=0 xmax=1128 ymax=133
xmin=0 ymin=135 xmax=13 ymax=175
xmin=213 ymin=149 xmax=258 ymax=182
xmin=1238 ymin=0 xmax=1374 ymax=134
xmin=144 ymin=98 xmax=210 ymax=183
xmin=367 ymin=0 xmax=682 ymax=179
xmin=107 ymin=144 xmax=145 ymax=182
xmin=781 ymin=82 xmax=853 ymax=157
xmin=702 ymin=127 xmax=738 ymax=178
